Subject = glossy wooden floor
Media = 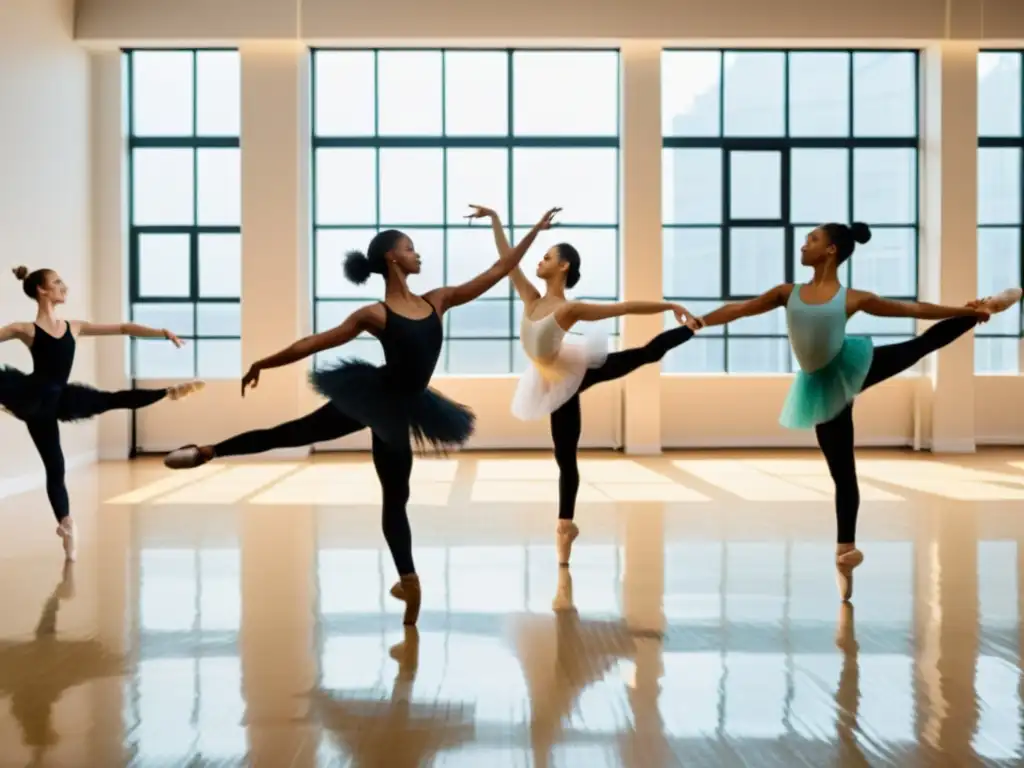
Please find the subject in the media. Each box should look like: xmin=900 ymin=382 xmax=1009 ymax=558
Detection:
xmin=1 ymin=449 xmax=1022 ymax=767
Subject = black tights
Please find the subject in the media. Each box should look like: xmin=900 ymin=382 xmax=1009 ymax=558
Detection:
xmin=815 ymin=316 xmax=977 ymax=544
xmin=29 ymin=387 xmax=167 ymax=523
xmin=550 ymin=325 xmax=694 ymax=521
xmin=214 ymin=404 xmax=416 ymax=576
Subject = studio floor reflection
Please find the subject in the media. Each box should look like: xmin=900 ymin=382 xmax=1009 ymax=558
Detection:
xmin=1 ymin=449 xmax=1023 ymax=767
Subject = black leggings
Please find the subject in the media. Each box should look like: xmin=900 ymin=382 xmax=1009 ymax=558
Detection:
xmin=550 ymin=325 xmax=694 ymax=521
xmin=29 ymin=387 xmax=167 ymax=523
xmin=815 ymin=316 xmax=977 ymax=544
xmin=214 ymin=404 xmax=416 ymax=576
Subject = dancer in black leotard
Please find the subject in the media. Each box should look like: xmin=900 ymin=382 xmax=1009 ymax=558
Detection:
xmin=0 ymin=266 xmax=203 ymax=561
xmin=163 ymin=207 xmax=560 ymax=625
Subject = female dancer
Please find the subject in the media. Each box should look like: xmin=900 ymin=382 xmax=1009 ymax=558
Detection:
xmin=465 ymin=206 xmax=700 ymax=567
xmin=163 ymin=207 xmax=560 ymax=625
xmin=695 ymin=222 xmax=1021 ymax=600
xmin=1 ymin=266 xmax=203 ymax=561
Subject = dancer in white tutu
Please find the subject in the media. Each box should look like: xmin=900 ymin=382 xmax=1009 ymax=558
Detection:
xmin=466 ymin=206 xmax=701 ymax=566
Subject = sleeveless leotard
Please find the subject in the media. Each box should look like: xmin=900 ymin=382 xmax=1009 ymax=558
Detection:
xmin=779 ymin=285 xmax=874 ymax=429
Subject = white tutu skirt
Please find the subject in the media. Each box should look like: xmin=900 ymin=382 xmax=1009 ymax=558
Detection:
xmin=512 ymin=331 xmax=609 ymax=421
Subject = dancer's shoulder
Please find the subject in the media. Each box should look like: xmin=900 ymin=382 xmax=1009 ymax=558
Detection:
xmin=0 ymin=322 xmax=33 ymax=344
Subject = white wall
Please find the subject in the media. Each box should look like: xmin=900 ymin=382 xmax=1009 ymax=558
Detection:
xmin=0 ymin=0 xmax=93 ymax=496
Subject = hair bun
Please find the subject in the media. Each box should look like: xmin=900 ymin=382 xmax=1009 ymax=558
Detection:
xmin=343 ymin=250 xmax=372 ymax=285
xmin=12 ymin=266 xmax=29 ymax=281
xmin=849 ymin=222 xmax=871 ymax=245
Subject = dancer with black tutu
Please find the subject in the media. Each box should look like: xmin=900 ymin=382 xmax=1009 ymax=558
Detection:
xmin=163 ymin=206 xmax=561 ymax=625
xmin=1 ymin=266 xmax=204 ymax=561
xmin=464 ymin=206 xmax=701 ymax=567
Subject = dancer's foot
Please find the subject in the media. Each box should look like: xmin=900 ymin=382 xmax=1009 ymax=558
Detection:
xmin=167 ymin=380 xmax=205 ymax=401
xmin=835 ymin=547 xmax=864 ymax=602
xmin=975 ymin=287 xmax=1023 ymax=316
xmin=556 ymin=520 xmax=579 ymax=566
xmin=388 ymin=626 xmax=420 ymax=681
xmin=552 ymin=566 xmax=575 ymax=612
xmin=389 ymin=574 xmax=422 ymax=626
xmin=56 ymin=517 xmax=77 ymax=562
xmin=56 ymin=560 xmax=76 ymax=600
xmin=164 ymin=444 xmax=213 ymax=470
xmin=835 ymin=602 xmax=857 ymax=652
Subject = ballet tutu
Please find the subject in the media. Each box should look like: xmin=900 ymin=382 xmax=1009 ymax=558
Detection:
xmin=512 ymin=330 xmax=609 ymax=421
xmin=0 ymin=366 xmax=109 ymax=422
xmin=310 ymin=359 xmax=475 ymax=454
xmin=779 ymin=336 xmax=874 ymax=429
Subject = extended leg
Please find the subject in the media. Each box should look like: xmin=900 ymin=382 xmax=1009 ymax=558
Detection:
xmin=373 ymin=433 xmax=420 ymax=625
xmin=549 ymin=395 xmax=582 ymax=567
xmin=26 ymin=418 xmax=76 ymax=561
xmin=56 ymin=382 xmax=204 ymax=421
xmin=861 ymin=316 xmax=977 ymax=391
xmin=814 ymin=404 xmax=864 ymax=601
xmin=579 ymin=325 xmax=693 ymax=393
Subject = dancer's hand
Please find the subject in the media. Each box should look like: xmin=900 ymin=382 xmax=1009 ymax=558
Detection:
xmin=241 ymin=364 xmax=261 ymax=397
xmin=672 ymin=304 xmax=704 ymax=331
xmin=163 ymin=329 xmax=184 ymax=348
xmin=464 ymin=204 xmax=498 ymax=222
xmin=538 ymin=207 xmax=561 ymax=230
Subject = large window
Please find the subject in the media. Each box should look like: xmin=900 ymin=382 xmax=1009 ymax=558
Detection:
xmin=977 ymin=51 xmax=1024 ymax=374
xmin=311 ymin=49 xmax=621 ymax=375
xmin=661 ymin=50 xmax=919 ymax=373
xmin=126 ymin=49 xmax=242 ymax=379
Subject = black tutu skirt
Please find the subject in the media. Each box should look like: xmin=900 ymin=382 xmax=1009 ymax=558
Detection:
xmin=310 ymin=359 xmax=476 ymax=454
xmin=0 ymin=366 xmax=108 ymax=423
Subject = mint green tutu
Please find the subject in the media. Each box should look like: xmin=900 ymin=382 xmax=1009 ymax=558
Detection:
xmin=779 ymin=336 xmax=874 ymax=429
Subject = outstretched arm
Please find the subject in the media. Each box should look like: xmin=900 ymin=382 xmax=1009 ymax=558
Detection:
xmin=0 ymin=323 xmax=31 ymax=344
xmin=76 ymin=321 xmax=185 ymax=347
xmin=478 ymin=209 xmax=541 ymax=304
xmin=427 ymin=206 xmax=559 ymax=313
xmin=850 ymin=291 xmax=987 ymax=321
xmin=559 ymin=300 xmax=696 ymax=330
xmin=698 ymin=284 xmax=793 ymax=328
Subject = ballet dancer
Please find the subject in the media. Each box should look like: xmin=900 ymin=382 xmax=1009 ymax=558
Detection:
xmin=163 ymin=207 xmax=560 ymax=625
xmin=464 ymin=206 xmax=701 ymax=566
xmin=0 ymin=266 xmax=204 ymax=561
xmin=695 ymin=222 xmax=1021 ymax=600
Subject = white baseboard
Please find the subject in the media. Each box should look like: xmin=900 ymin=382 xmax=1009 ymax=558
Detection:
xmin=662 ymin=436 xmax=914 ymax=450
xmin=625 ymin=444 xmax=663 ymax=456
xmin=0 ymin=450 xmax=98 ymax=500
xmin=926 ymin=438 xmax=977 ymax=454
xmin=974 ymin=435 xmax=1024 ymax=447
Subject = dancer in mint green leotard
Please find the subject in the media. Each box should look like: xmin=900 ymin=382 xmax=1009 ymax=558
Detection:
xmin=694 ymin=222 xmax=1021 ymax=602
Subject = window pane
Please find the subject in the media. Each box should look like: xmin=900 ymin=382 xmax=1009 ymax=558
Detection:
xmin=197 ymin=148 xmax=241 ymax=226
xmin=314 ymin=51 xmax=375 ymax=137
xmin=447 ymin=227 xmax=510 ymax=300
xmin=446 ymin=149 xmax=509 ymax=223
xmin=377 ymin=51 xmax=442 ymax=136
xmin=664 ymin=337 xmax=725 ymax=373
xmin=849 ymin=227 xmax=916 ymax=297
xmin=853 ymin=52 xmax=916 ymax=137
xmin=847 ymin=312 xmax=914 ymax=336
xmin=315 ymin=148 xmax=377 ymax=226
xmin=315 ymin=228 xmax=381 ymax=299
xmin=791 ymin=149 xmax=849 ymax=224
xmin=730 ymin=151 xmax=781 ymax=220
xmin=789 ymin=52 xmax=849 ymax=137
xmin=197 ymin=302 xmax=241 ymax=337
xmin=445 ymin=340 xmax=512 ymax=374
xmin=853 ymin=148 xmax=916 ymax=224
xmin=723 ymin=52 xmax=785 ymax=137
xmin=198 ymin=234 xmax=241 ymax=299
xmin=196 ymin=51 xmax=240 ymax=136
xmin=133 ymin=148 xmax=195 ymax=225
xmin=978 ymin=52 xmax=1022 ymax=137
xmin=662 ymin=51 xmax=721 ymax=137
xmin=511 ymin=227 xmax=618 ymax=299
xmin=978 ymin=148 xmax=1022 ymax=225
xmin=663 ymin=227 xmax=720 ymax=298
xmin=730 ymin=306 xmax=786 ymax=336
xmin=977 ymin=228 xmax=1022 ymax=337
xmin=729 ymin=228 xmax=784 ymax=296
xmin=315 ymin=301 xmax=366 ymax=335
xmin=512 ymin=148 xmax=618 ymax=226
xmin=663 ymin=149 xmax=721 ymax=225
xmin=132 ymin=51 xmax=193 ymax=136
xmin=134 ymin=338 xmax=195 ymax=378
xmin=447 ymin=300 xmax=513 ymax=338
xmin=133 ymin=303 xmax=195 ymax=337
xmin=445 ymin=52 xmax=508 ymax=136
xmin=379 ymin=148 xmax=443 ymax=223
xmin=976 ymin=338 xmax=1019 ymax=374
xmin=197 ymin=339 xmax=241 ymax=378
xmin=727 ymin=338 xmax=791 ymax=374
xmin=139 ymin=234 xmax=190 ymax=298
xmin=513 ymin=51 xmax=618 ymax=136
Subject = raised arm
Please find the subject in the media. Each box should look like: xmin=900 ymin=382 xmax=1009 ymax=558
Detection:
xmin=559 ymin=300 xmax=695 ymax=330
xmin=76 ymin=321 xmax=185 ymax=347
xmin=427 ymin=206 xmax=559 ymax=313
xmin=698 ymin=284 xmax=793 ymax=328
xmin=241 ymin=304 xmax=381 ymax=395
xmin=849 ymin=290 xmax=986 ymax=321
xmin=0 ymin=323 xmax=31 ymax=344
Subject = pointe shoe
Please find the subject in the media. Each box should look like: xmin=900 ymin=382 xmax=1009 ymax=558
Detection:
xmin=981 ymin=287 xmax=1023 ymax=315
xmin=56 ymin=518 xmax=77 ymax=563
xmin=168 ymin=380 xmax=206 ymax=401
xmin=164 ymin=445 xmax=210 ymax=470
xmin=835 ymin=548 xmax=864 ymax=602
xmin=552 ymin=567 xmax=575 ymax=612
xmin=835 ymin=603 xmax=858 ymax=652
xmin=556 ymin=521 xmax=580 ymax=566
xmin=389 ymin=574 xmax=422 ymax=626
